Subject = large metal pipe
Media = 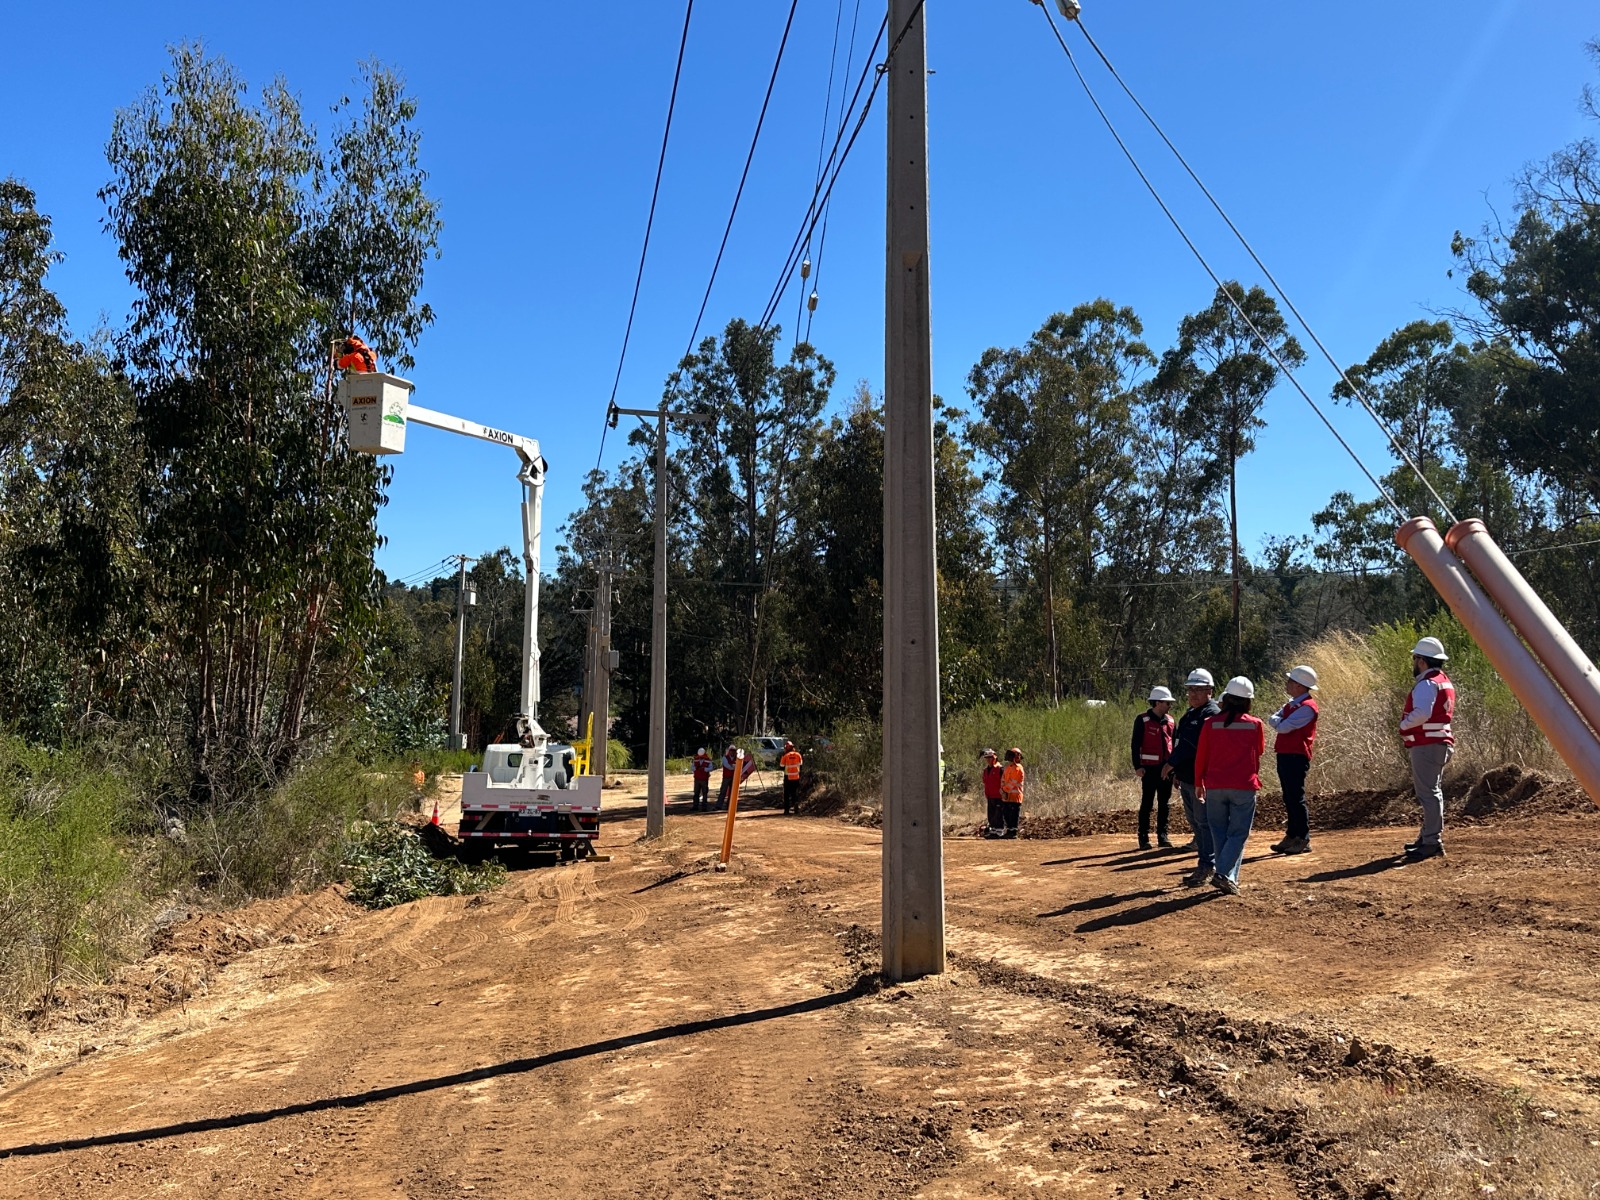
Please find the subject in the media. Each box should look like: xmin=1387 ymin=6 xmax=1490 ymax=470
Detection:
xmin=1395 ymin=517 xmax=1600 ymax=807
xmin=1445 ymin=518 xmax=1600 ymax=739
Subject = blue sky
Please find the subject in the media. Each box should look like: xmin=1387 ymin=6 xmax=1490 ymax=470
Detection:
xmin=3 ymin=1 xmax=1595 ymax=582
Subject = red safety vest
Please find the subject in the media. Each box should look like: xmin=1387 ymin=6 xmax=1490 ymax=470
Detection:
xmin=1136 ymin=711 xmax=1174 ymax=765
xmin=780 ymin=750 xmax=803 ymax=781
xmin=1402 ymin=669 xmax=1455 ymax=747
xmin=692 ymin=754 xmax=713 ymax=780
xmin=1273 ymin=696 xmax=1319 ymax=759
xmin=982 ymin=763 xmax=1004 ymax=801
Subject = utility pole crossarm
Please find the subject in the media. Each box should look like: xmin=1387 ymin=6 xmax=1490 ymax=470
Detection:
xmin=612 ymin=406 xmax=712 ymax=425
xmin=407 ymin=403 xmax=543 ymax=468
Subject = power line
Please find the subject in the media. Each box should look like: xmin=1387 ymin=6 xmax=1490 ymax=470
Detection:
xmin=682 ymin=0 xmax=804 ymax=362
xmin=1034 ymin=3 xmax=1403 ymax=522
xmin=596 ymin=0 xmax=697 ymax=478
xmin=1068 ymin=15 xmax=1457 ymax=525
xmin=756 ymin=8 xmax=911 ymax=332
xmin=805 ymin=0 xmax=866 ymax=345
xmin=795 ymin=0 xmax=851 ymax=344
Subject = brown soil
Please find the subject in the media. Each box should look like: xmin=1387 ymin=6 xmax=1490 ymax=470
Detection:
xmin=1 ymin=771 xmax=1598 ymax=1198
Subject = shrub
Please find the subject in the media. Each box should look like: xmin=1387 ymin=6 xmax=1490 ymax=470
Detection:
xmin=173 ymin=751 xmax=418 ymax=902
xmin=343 ymin=821 xmax=505 ymax=909
xmin=0 ymin=737 xmax=144 ymax=1011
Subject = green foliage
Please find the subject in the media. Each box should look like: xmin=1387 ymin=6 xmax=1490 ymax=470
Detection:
xmin=0 ymin=737 xmax=141 ymax=1010
xmin=98 ymin=45 xmax=440 ymax=800
xmin=173 ymin=750 xmax=417 ymax=902
xmin=343 ymin=821 xmax=505 ymax=910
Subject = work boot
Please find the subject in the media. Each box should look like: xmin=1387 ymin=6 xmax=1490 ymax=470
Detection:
xmin=1269 ymin=837 xmax=1290 ymax=853
xmin=1280 ymin=837 xmax=1312 ymax=855
xmin=1182 ymin=868 xmax=1213 ymax=888
xmin=1138 ymin=839 xmax=1151 ymax=851
xmin=1211 ymin=874 xmax=1240 ymax=896
xmin=1158 ymin=837 xmax=1174 ymax=849
xmin=1404 ymin=842 xmax=1445 ymax=861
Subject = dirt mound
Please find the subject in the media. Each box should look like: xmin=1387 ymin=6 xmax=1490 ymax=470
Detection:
xmin=35 ymin=887 xmax=359 ymax=1032
xmin=1460 ymin=764 xmax=1594 ymax=820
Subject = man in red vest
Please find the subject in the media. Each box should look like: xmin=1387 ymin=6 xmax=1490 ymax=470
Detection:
xmin=691 ymin=747 xmax=714 ymax=811
xmin=1268 ymin=665 xmax=1320 ymax=855
xmin=1400 ymin=636 xmax=1455 ymax=860
xmin=980 ymin=748 xmax=1005 ymax=838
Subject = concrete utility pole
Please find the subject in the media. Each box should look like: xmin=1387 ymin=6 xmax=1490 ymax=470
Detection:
xmin=592 ymin=556 xmax=615 ymax=780
xmin=611 ymin=404 xmax=710 ymax=838
xmin=449 ymin=555 xmax=476 ymax=751
xmin=882 ymin=0 xmax=946 ymax=982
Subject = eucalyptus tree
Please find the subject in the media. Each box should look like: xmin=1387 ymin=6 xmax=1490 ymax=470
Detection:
xmin=668 ymin=318 xmax=835 ymax=732
xmin=966 ymin=300 xmax=1152 ymax=702
xmin=1167 ymin=282 xmax=1304 ymax=673
xmin=101 ymin=46 xmax=440 ymax=800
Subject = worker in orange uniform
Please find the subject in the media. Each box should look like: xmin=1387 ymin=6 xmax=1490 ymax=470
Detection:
xmin=691 ymin=747 xmax=714 ymax=811
xmin=336 ymin=334 xmax=376 ymax=373
xmin=780 ymin=741 xmax=804 ymax=814
xmin=998 ymin=747 xmax=1025 ymax=839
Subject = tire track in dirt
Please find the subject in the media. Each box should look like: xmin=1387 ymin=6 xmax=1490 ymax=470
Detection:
xmin=378 ymin=900 xmax=449 ymax=971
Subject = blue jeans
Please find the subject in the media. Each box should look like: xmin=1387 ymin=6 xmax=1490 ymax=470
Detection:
xmin=1206 ymin=788 xmax=1258 ymax=884
xmin=1177 ymin=779 xmax=1213 ymax=871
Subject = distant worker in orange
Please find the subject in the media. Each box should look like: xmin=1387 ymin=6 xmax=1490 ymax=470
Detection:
xmin=336 ymin=334 xmax=377 ymax=373
xmin=780 ymin=741 xmax=804 ymax=814
xmin=998 ymin=747 xmax=1025 ymax=839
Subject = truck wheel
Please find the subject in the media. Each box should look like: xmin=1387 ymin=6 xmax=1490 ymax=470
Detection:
xmin=551 ymin=767 xmax=569 ymax=790
xmin=560 ymin=841 xmax=577 ymax=862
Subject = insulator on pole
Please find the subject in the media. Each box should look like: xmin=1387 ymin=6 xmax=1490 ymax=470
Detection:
xmin=800 ymin=257 xmax=812 ymax=280
xmin=807 ymin=291 xmax=819 ymax=313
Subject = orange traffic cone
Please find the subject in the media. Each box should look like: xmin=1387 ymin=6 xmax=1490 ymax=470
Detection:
xmin=429 ymin=800 xmax=440 ymax=827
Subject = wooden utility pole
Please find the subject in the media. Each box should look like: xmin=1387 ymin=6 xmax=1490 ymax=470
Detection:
xmin=612 ymin=404 xmax=710 ymax=838
xmin=882 ymin=0 xmax=945 ymax=982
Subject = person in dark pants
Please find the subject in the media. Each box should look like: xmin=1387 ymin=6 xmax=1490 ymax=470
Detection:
xmin=999 ymin=748 xmax=1025 ymax=838
xmin=1167 ymin=668 xmax=1220 ymax=886
xmin=1268 ymin=665 xmax=1320 ymax=854
xmin=1132 ymin=686 xmax=1177 ymax=849
xmin=779 ymin=742 xmax=803 ymax=813
xmin=717 ymin=745 xmax=738 ymax=807
xmin=691 ymin=747 xmax=713 ymax=811
xmin=980 ymin=748 xmax=1005 ymax=838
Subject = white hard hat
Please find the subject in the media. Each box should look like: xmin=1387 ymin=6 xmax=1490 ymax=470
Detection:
xmin=1147 ymin=686 xmax=1175 ymax=703
xmin=698 ymin=748 xmax=707 ymax=755
xmin=1184 ymin=668 xmax=1215 ymax=688
xmin=1410 ymin=637 xmax=1449 ymax=661
xmin=1222 ymin=676 xmax=1255 ymax=700
xmin=1286 ymin=665 xmax=1319 ymax=690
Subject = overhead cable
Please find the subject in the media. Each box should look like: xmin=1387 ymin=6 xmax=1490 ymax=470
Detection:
xmin=805 ymin=0 xmax=867 ymax=345
xmin=795 ymin=0 xmax=851 ymax=345
xmin=757 ymin=4 xmax=930 ymax=332
xmin=596 ymin=0 xmax=697 ymax=478
xmin=682 ymin=0 xmax=804 ymax=361
xmin=1035 ymin=3 xmax=1404 ymax=521
xmin=1070 ymin=15 xmax=1456 ymax=525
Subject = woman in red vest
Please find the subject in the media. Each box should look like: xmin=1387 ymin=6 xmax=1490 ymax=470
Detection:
xmin=1194 ymin=677 xmax=1267 ymax=895
xmin=1131 ymin=686 xmax=1176 ymax=850
xmin=1268 ymin=665 xmax=1320 ymax=855
xmin=980 ymin=749 xmax=1005 ymax=838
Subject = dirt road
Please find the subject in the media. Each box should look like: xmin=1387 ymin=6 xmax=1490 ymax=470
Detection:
xmin=2 ymin=775 xmax=1598 ymax=1198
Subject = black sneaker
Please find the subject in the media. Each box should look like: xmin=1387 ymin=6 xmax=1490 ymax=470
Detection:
xmin=1404 ymin=843 xmax=1445 ymax=861
xmin=1158 ymin=837 xmax=1174 ymax=849
xmin=1138 ymin=841 xmax=1151 ymax=851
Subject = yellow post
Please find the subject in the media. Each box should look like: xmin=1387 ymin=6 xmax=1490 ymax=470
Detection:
xmin=717 ymin=749 xmax=746 ymax=870
xmin=573 ymin=711 xmax=595 ymax=777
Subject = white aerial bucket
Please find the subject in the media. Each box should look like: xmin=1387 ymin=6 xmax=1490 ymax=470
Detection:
xmin=338 ymin=372 xmax=413 ymax=454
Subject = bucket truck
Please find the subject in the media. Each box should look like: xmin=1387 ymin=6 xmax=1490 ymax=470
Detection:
xmin=339 ymin=372 xmax=603 ymax=860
